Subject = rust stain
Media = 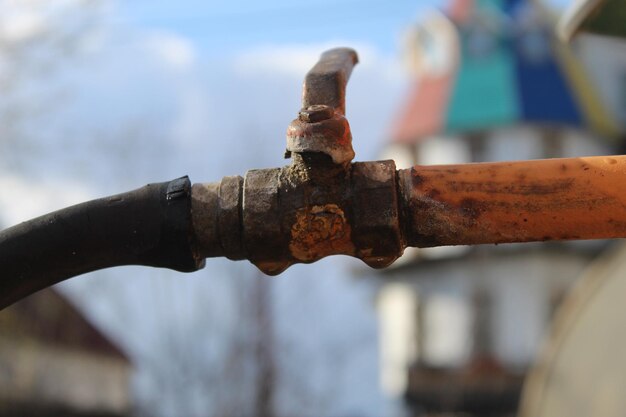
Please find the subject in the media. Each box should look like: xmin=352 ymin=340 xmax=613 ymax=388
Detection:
xmin=459 ymin=198 xmax=484 ymax=221
xmin=412 ymin=171 xmax=425 ymax=186
xmin=443 ymin=178 xmax=575 ymax=195
xmin=289 ymin=204 xmax=354 ymax=262
xmin=405 ymin=155 xmax=626 ymax=247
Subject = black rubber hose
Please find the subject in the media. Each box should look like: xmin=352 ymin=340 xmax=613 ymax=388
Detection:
xmin=0 ymin=176 xmax=205 ymax=309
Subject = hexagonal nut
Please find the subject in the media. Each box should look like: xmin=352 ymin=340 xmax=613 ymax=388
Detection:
xmin=298 ymin=105 xmax=334 ymax=123
xmin=350 ymin=160 xmax=403 ymax=268
xmin=286 ymin=115 xmax=355 ymax=165
xmin=242 ymin=168 xmax=291 ymax=275
xmin=191 ymin=182 xmax=221 ymax=258
xmin=217 ymin=176 xmax=244 ymax=260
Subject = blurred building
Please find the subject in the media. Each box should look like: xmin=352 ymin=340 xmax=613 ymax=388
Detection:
xmin=521 ymin=4 xmax=626 ymax=416
xmin=374 ymin=0 xmax=626 ymax=416
xmin=0 ymin=288 xmax=132 ymax=417
xmin=519 ymin=241 xmax=626 ymax=417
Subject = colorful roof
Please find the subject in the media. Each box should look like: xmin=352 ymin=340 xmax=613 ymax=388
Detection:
xmin=392 ymin=0 xmax=620 ymax=143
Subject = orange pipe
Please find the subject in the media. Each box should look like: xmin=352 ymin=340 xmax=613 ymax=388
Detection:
xmin=399 ymin=155 xmax=626 ymax=247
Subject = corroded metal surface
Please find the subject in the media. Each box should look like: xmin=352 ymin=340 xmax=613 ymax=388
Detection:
xmin=289 ymin=203 xmax=354 ymax=262
xmin=217 ymin=176 xmax=244 ymax=259
xmin=286 ymin=113 xmax=354 ymax=165
xmin=351 ymin=161 xmax=403 ymax=268
xmin=242 ymin=168 xmax=285 ymax=274
xmin=399 ymin=155 xmax=626 ymax=247
xmin=192 ymin=154 xmax=626 ymax=275
xmin=302 ymin=48 xmax=358 ymax=115
xmin=286 ymin=48 xmax=357 ymax=165
xmin=189 ymin=48 xmax=626 ymax=275
xmin=191 ymin=182 xmax=221 ymax=258
xmin=191 ymin=156 xmax=402 ymax=275
xmin=10 ymin=46 xmax=626 ymax=309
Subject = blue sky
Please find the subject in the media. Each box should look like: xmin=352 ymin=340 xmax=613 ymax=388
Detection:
xmin=0 ymin=1 xmax=575 ymax=415
xmin=117 ymin=0 xmax=446 ymax=56
xmin=116 ymin=0 xmax=570 ymax=55
xmin=0 ymin=2 xmax=415 ymax=415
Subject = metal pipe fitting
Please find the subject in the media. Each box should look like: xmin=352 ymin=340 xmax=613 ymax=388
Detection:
xmin=191 ymin=155 xmax=403 ymax=275
xmin=190 ymin=48 xmax=626 ymax=275
xmin=4 ymin=46 xmax=626 ymax=308
xmin=191 ymin=48 xmax=404 ymax=274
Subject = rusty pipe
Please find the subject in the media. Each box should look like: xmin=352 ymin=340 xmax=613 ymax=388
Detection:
xmin=3 ymin=47 xmax=626 ymax=309
xmin=400 ymin=155 xmax=626 ymax=247
xmin=4 ymin=153 xmax=623 ymax=309
xmin=192 ymin=156 xmax=402 ymax=275
xmin=190 ymin=47 xmax=626 ymax=274
xmin=190 ymin=154 xmax=626 ymax=276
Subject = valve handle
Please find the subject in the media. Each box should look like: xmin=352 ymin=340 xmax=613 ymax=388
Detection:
xmin=302 ymin=48 xmax=358 ymax=116
xmin=287 ymin=48 xmax=358 ymax=165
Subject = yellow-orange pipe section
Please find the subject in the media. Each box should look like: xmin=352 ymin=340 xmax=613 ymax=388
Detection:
xmin=399 ymin=155 xmax=626 ymax=247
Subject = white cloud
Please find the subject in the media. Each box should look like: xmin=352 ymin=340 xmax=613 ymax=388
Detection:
xmin=234 ymin=41 xmax=405 ymax=81
xmin=229 ymin=42 xmax=409 ymax=162
xmin=0 ymin=174 xmax=92 ymax=227
xmin=235 ymin=43 xmax=327 ymax=77
xmin=0 ymin=8 xmax=45 ymax=42
xmin=143 ymin=31 xmax=197 ymax=72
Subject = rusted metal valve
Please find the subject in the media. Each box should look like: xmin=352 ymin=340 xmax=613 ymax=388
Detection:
xmin=193 ymin=48 xmax=403 ymax=274
xmin=191 ymin=47 xmax=626 ymax=276
xmin=5 ymin=47 xmax=626 ymax=308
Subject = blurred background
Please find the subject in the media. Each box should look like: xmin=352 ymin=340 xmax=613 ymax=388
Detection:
xmin=2 ymin=0 xmax=626 ymax=416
